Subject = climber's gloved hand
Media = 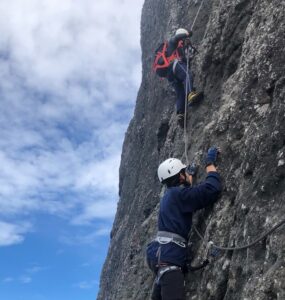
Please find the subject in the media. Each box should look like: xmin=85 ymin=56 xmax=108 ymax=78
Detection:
xmin=184 ymin=38 xmax=191 ymax=46
xmin=186 ymin=162 xmax=198 ymax=176
xmin=205 ymin=147 xmax=220 ymax=167
xmin=187 ymin=29 xmax=193 ymax=37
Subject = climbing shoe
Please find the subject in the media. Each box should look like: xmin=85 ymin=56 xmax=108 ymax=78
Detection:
xmin=187 ymin=91 xmax=203 ymax=106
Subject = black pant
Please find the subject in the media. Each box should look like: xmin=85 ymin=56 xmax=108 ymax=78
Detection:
xmin=151 ymin=269 xmax=185 ymax=300
xmin=168 ymin=61 xmax=193 ymax=114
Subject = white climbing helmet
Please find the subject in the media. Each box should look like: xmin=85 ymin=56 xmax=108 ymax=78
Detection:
xmin=157 ymin=158 xmax=186 ymax=183
xmin=175 ymin=28 xmax=189 ymax=36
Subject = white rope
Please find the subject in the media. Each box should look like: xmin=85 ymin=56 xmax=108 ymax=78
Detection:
xmin=183 ymin=52 xmax=190 ymax=165
xmin=182 ymin=0 xmax=205 ymax=163
xmin=191 ymin=0 xmax=206 ymax=31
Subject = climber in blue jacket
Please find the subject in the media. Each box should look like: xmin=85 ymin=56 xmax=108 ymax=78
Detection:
xmin=146 ymin=147 xmax=222 ymax=300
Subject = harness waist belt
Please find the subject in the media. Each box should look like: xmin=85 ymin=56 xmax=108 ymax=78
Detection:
xmin=156 ymin=231 xmax=186 ymax=242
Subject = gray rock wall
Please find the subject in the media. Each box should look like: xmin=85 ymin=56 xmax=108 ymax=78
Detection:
xmin=98 ymin=0 xmax=285 ymax=299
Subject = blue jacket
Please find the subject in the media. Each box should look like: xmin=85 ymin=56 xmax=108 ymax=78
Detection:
xmin=147 ymin=171 xmax=222 ymax=267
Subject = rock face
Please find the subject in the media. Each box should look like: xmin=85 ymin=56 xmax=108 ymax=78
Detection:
xmin=98 ymin=0 xmax=285 ymax=299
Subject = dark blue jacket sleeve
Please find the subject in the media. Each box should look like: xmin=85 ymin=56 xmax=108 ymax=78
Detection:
xmin=179 ymin=172 xmax=222 ymax=213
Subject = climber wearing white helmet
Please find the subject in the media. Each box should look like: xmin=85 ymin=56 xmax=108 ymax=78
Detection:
xmin=157 ymin=158 xmax=186 ymax=183
xmin=146 ymin=147 xmax=222 ymax=300
xmin=153 ymin=27 xmax=203 ymax=127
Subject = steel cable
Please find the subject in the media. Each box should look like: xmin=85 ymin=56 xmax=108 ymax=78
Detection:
xmin=193 ymin=219 xmax=285 ymax=252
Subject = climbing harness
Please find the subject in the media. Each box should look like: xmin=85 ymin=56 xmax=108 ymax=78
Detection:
xmin=155 ymin=231 xmax=187 ymax=248
xmin=153 ymin=41 xmax=184 ymax=77
xmin=148 ymin=231 xmax=187 ymax=274
xmin=153 ymin=230 xmax=209 ymax=272
xmin=192 ymin=218 xmax=285 ymax=253
xmin=156 ymin=265 xmax=182 ymax=284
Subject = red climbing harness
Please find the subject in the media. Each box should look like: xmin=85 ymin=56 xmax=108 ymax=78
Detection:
xmin=152 ymin=40 xmax=184 ymax=77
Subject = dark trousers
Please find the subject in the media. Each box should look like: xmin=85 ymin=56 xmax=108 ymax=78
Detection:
xmin=147 ymin=254 xmax=186 ymax=300
xmin=169 ymin=61 xmax=193 ymax=114
xmin=151 ymin=269 xmax=185 ymax=300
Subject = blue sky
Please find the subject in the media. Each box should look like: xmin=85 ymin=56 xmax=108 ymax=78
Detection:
xmin=0 ymin=0 xmax=143 ymax=299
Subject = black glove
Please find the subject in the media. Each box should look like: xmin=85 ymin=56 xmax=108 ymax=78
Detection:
xmin=205 ymin=147 xmax=219 ymax=167
xmin=187 ymin=29 xmax=193 ymax=37
xmin=184 ymin=37 xmax=191 ymax=47
xmin=186 ymin=162 xmax=198 ymax=176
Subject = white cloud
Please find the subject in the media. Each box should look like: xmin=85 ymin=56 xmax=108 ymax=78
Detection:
xmin=72 ymin=200 xmax=117 ymax=225
xmin=19 ymin=276 xmax=32 ymax=284
xmin=0 ymin=221 xmax=31 ymax=247
xmin=26 ymin=265 xmax=47 ymax=274
xmin=1 ymin=265 xmax=47 ymax=287
xmin=74 ymin=280 xmax=99 ymax=289
xmin=2 ymin=277 xmax=14 ymax=284
xmin=60 ymin=225 xmax=112 ymax=245
xmin=0 ymin=0 xmax=143 ymax=245
xmin=75 ymin=154 xmax=121 ymax=192
xmin=0 ymin=0 xmax=142 ymax=104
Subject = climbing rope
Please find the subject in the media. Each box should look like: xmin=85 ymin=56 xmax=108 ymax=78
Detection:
xmin=183 ymin=0 xmax=206 ymax=163
xmin=192 ymin=218 xmax=285 ymax=252
xmin=183 ymin=50 xmax=191 ymax=165
xmin=191 ymin=0 xmax=206 ymax=31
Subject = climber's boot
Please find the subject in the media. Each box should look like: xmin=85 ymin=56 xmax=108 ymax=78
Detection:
xmin=188 ymin=91 xmax=203 ymax=106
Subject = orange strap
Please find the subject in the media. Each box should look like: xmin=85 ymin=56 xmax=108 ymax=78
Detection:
xmin=153 ymin=40 xmax=184 ymax=71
